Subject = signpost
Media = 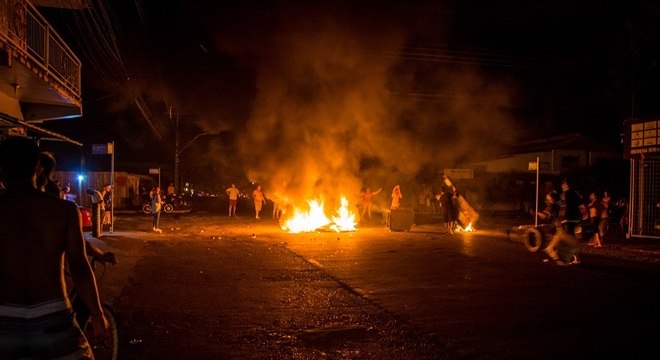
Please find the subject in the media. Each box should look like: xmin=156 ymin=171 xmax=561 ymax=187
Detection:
xmin=149 ymin=167 xmax=161 ymax=188
xmin=529 ymin=157 xmax=540 ymax=227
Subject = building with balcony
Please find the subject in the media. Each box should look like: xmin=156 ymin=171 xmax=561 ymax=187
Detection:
xmin=0 ymin=0 xmax=87 ymax=145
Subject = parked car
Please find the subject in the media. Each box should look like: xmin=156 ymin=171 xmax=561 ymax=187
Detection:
xmin=79 ymin=206 xmax=92 ymax=231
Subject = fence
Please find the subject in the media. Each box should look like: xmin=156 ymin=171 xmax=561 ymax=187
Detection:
xmin=629 ymin=156 xmax=660 ymax=239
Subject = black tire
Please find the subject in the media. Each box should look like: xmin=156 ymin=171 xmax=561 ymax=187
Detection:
xmin=85 ymin=303 xmax=119 ymax=360
xmin=141 ymin=203 xmax=152 ymax=214
xmin=163 ymin=203 xmax=174 ymax=213
xmin=524 ymin=228 xmax=543 ymax=252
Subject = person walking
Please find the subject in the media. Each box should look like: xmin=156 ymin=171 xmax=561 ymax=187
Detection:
xmin=226 ymin=183 xmax=240 ymax=217
xmin=151 ymin=185 xmax=163 ymax=233
xmin=0 ymin=136 xmax=107 ymax=359
xmin=544 ymin=178 xmax=583 ymax=264
xmin=252 ymin=185 xmax=267 ymax=219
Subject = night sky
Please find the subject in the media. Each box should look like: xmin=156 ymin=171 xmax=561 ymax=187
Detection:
xmin=41 ymin=0 xmax=660 ymax=196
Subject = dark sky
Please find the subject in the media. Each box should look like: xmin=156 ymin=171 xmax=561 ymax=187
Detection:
xmin=41 ymin=0 xmax=660 ymax=195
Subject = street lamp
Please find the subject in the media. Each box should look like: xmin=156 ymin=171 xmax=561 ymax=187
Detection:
xmin=174 ymin=131 xmax=208 ymax=194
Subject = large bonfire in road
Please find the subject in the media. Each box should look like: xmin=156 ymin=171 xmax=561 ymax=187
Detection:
xmin=280 ymin=196 xmax=357 ymax=233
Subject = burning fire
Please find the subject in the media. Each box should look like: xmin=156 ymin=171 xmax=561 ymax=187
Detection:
xmin=281 ymin=196 xmax=357 ymax=233
xmin=455 ymin=222 xmax=475 ymax=233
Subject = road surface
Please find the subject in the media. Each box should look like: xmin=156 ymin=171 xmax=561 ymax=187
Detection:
xmin=90 ymin=214 xmax=659 ymax=359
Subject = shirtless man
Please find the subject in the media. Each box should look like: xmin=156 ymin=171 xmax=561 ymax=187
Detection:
xmin=226 ymin=183 xmax=240 ymax=216
xmin=0 ymin=136 xmax=107 ymax=359
xmin=361 ymin=187 xmax=382 ymax=221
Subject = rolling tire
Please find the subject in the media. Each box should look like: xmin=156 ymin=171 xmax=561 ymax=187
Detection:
xmin=163 ymin=203 xmax=174 ymax=213
xmin=524 ymin=227 xmax=543 ymax=252
xmin=85 ymin=303 xmax=119 ymax=360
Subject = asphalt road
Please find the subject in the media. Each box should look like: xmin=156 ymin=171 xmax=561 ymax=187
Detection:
xmin=89 ymin=214 xmax=660 ymax=359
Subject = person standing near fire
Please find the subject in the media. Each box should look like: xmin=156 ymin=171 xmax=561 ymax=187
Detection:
xmin=390 ymin=185 xmax=402 ymax=210
xmin=226 ymin=183 xmax=240 ymax=217
xmin=361 ymin=187 xmax=382 ymax=221
xmin=151 ymin=185 xmax=163 ymax=233
xmin=252 ymin=185 xmax=267 ymax=219
xmin=440 ymin=186 xmax=457 ymax=234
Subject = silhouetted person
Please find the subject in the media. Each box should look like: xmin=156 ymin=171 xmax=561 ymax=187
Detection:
xmin=544 ymin=178 xmax=582 ymax=264
xmin=0 ymin=136 xmax=107 ymax=359
xmin=37 ymin=151 xmax=62 ymax=198
xmin=440 ymin=187 xmax=457 ymax=234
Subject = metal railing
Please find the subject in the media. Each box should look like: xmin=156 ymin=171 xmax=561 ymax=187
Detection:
xmin=0 ymin=0 xmax=81 ymax=101
xmin=629 ymin=156 xmax=660 ymax=239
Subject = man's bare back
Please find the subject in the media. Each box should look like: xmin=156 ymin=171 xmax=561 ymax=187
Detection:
xmin=0 ymin=188 xmax=84 ymax=305
xmin=0 ymin=136 xmax=106 ymax=359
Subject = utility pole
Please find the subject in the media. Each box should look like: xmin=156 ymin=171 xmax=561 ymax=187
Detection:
xmin=170 ymin=105 xmax=206 ymax=194
xmin=174 ymin=110 xmax=180 ymax=193
xmin=175 ymin=132 xmax=208 ymax=194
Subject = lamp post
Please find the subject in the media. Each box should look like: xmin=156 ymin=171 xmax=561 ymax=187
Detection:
xmin=174 ymin=131 xmax=208 ymax=193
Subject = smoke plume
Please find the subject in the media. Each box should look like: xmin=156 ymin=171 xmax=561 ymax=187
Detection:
xmin=204 ymin=1 xmax=518 ymax=206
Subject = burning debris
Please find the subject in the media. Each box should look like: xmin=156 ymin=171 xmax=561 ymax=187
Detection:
xmin=444 ymin=175 xmax=479 ymax=232
xmin=280 ymin=196 xmax=357 ymax=233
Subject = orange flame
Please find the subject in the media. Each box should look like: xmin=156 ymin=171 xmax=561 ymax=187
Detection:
xmin=454 ymin=222 xmax=475 ymax=233
xmin=281 ymin=196 xmax=357 ymax=233
xmin=329 ymin=196 xmax=357 ymax=232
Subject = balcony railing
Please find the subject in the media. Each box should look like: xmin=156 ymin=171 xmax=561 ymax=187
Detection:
xmin=0 ymin=0 xmax=81 ymax=101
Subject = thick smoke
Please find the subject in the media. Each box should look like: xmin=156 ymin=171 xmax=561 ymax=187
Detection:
xmin=205 ymin=2 xmax=517 ymax=207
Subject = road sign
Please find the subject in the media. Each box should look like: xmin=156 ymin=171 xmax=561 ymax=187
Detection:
xmin=444 ymin=168 xmax=473 ymax=179
xmin=149 ymin=168 xmax=160 ymax=174
xmin=627 ymin=120 xmax=660 ymax=156
xmin=92 ymin=143 xmax=113 ymax=155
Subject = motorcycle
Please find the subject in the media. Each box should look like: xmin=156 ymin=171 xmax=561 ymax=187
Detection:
xmin=142 ymin=195 xmax=174 ymax=214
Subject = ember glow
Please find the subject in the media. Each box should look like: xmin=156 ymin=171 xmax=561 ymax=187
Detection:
xmin=281 ymin=196 xmax=357 ymax=233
